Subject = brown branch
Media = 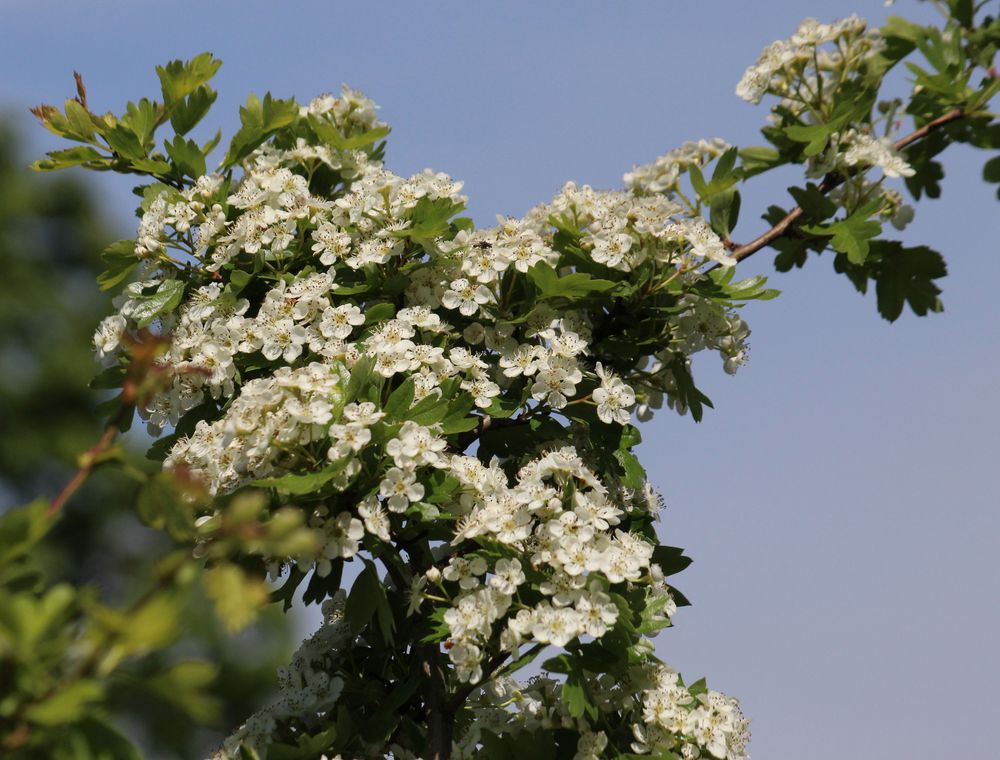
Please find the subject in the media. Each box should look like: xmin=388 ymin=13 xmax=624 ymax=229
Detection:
xmin=73 ymin=71 xmax=88 ymax=110
xmin=419 ymin=642 xmax=453 ymax=760
xmin=46 ymin=386 xmax=135 ymax=518
xmin=727 ymin=107 xmax=968 ymax=266
xmin=46 ymin=331 xmax=170 ymax=519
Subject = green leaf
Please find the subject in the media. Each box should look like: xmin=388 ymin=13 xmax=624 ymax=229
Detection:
xmin=651 ymin=545 xmax=693 ymax=577
xmin=363 ymin=302 xmax=396 ymax=326
xmin=63 ymin=99 xmax=97 ymax=141
xmin=345 ymin=355 xmax=375 ymax=402
xmin=202 ymin=563 xmax=269 ymax=633
xmin=384 ymin=377 xmax=416 ymax=419
xmin=72 ymin=717 xmax=144 ymax=760
xmin=307 ymin=114 xmax=390 ymax=151
xmin=165 ymin=135 xmax=207 ymax=178
xmin=0 ymin=499 xmax=53 ymax=568
xmin=402 ymin=197 xmax=463 ymax=241
xmin=711 ymin=146 xmax=739 ymax=183
xmin=528 ymin=263 xmax=616 ymax=301
xmin=738 ymin=146 xmax=784 ymax=177
xmin=983 ymin=155 xmax=1000 ymax=192
xmin=270 ymin=567 xmax=306 ymax=612
xmin=24 ymin=680 xmax=105 ymax=726
xmin=30 ymin=146 xmax=106 ymax=171
xmin=687 ymin=163 xmax=709 ymax=199
xmin=709 ymin=188 xmax=741 ymax=238
xmin=97 ymin=239 xmax=138 ymax=291
xmin=561 ymin=664 xmax=597 ymax=720
xmin=104 ymin=124 xmax=147 ymax=161
xmin=345 ymin=560 xmax=383 ymax=636
xmin=362 ymin=674 xmax=421 ymax=742
xmin=613 ymin=449 xmax=646 ymax=491
xmin=129 ymin=157 xmax=173 ymax=175
xmin=302 ymin=561 xmax=343 ymax=606
xmin=130 ymin=279 xmax=186 ymax=328
xmin=948 ymin=0 xmax=974 ymax=28
xmin=871 ymin=241 xmax=946 ymax=321
xmin=252 ymin=459 xmax=350 ymax=495
xmin=542 ymin=654 xmax=572 ymax=674
xmin=156 ymin=52 xmax=222 ymax=105
xmin=136 ymin=473 xmax=197 ymax=540
xmin=145 ymin=660 xmax=222 ymax=723
xmin=803 ymin=207 xmax=883 ymax=266
xmin=223 ymin=92 xmax=299 ymax=167
xmin=788 ymin=183 xmax=837 ymax=221
xmin=121 ymin=98 xmax=160 ymax=148
xmin=267 ymin=727 xmax=339 ymax=760
xmin=229 ymin=269 xmax=252 ymax=292
xmin=785 ymin=122 xmax=835 ymax=157
xmin=406 ymin=392 xmax=450 ymax=426
xmin=170 ymin=85 xmax=218 ymax=135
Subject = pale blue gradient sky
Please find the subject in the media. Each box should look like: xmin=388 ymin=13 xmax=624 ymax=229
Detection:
xmin=5 ymin=1 xmax=998 ymax=757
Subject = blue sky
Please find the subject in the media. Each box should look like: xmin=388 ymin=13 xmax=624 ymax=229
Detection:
xmin=4 ymin=1 xmax=998 ymax=757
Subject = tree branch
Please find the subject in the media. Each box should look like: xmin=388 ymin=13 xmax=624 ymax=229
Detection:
xmin=47 ymin=384 xmax=135 ymax=518
xmin=727 ymin=108 xmax=968 ymax=266
xmin=418 ymin=642 xmax=453 ymax=760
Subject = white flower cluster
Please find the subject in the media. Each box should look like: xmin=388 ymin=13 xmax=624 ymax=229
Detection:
xmin=735 ymin=16 xmax=916 ymax=233
xmin=166 ymin=362 xmax=348 ymax=494
xmin=625 ymin=138 xmax=731 ymax=197
xmin=301 ymin=84 xmax=386 ymax=132
xmin=90 ymin=81 xmax=761 ymax=757
xmin=524 ymin=180 xmax=736 ymax=269
xmin=214 ymin=592 xmax=351 ymax=760
xmin=633 ymin=668 xmax=749 ymax=759
xmin=838 ymin=128 xmax=915 ymax=178
xmin=96 ymin=113 xmax=752 ymax=443
xmin=675 ymin=295 xmax=751 ymax=376
xmin=425 ymin=447 xmax=671 ymax=683
xmin=735 ymin=15 xmax=884 ymax=105
xmin=459 ymin=663 xmax=748 ymax=760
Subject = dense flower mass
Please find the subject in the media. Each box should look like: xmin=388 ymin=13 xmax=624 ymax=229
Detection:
xmin=84 ymin=81 xmax=761 ymax=758
xmin=20 ymin=0 xmax=994 ymax=755
xmin=735 ymin=15 xmax=885 ymax=105
xmin=734 ymin=15 xmax=917 ymax=229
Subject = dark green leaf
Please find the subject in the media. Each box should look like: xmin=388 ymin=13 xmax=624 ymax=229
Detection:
xmin=345 ymin=560 xmax=382 ymax=635
xmin=709 ymin=188 xmax=741 ymax=238
xmin=651 ymin=545 xmax=693 ymax=577
xmin=131 ymin=279 xmax=186 ymax=328
xmin=788 ymin=183 xmax=837 ymax=221
xmin=384 ymin=377 xmax=415 ymax=419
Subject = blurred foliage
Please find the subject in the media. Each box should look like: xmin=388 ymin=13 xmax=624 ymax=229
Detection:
xmin=0 ymin=119 xmax=294 ymax=758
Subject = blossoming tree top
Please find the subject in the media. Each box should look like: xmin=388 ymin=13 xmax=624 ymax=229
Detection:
xmin=10 ymin=6 xmax=998 ymax=760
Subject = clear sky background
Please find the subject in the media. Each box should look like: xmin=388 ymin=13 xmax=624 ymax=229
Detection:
xmin=4 ymin=1 xmax=998 ymax=757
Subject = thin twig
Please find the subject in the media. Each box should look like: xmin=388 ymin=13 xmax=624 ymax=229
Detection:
xmin=46 ymin=385 xmax=135 ymax=518
xmin=726 ymin=108 xmax=967 ymax=266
